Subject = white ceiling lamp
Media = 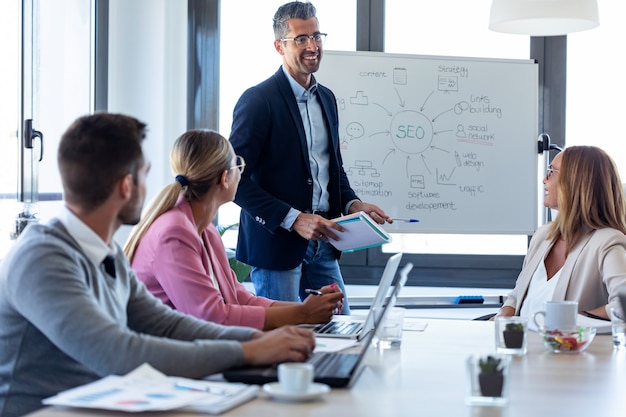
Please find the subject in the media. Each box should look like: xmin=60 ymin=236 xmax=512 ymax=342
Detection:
xmin=489 ymin=0 xmax=599 ymax=36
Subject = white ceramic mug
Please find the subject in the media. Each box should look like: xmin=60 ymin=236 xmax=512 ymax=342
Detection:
xmin=533 ymin=301 xmax=578 ymax=332
xmin=277 ymin=363 xmax=314 ymax=394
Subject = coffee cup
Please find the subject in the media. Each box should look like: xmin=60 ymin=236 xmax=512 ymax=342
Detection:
xmin=277 ymin=363 xmax=314 ymax=394
xmin=533 ymin=301 xmax=578 ymax=332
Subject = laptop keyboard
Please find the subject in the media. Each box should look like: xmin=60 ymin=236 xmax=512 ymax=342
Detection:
xmin=307 ymin=352 xmax=359 ymax=378
xmin=315 ymin=320 xmax=362 ymax=335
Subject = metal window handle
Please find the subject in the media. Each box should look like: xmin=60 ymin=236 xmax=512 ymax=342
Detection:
xmin=24 ymin=119 xmax=44 ymax=162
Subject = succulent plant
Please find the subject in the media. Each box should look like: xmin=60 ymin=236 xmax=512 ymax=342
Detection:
xmin=478 ymin=355 xmax=503 ymax=375
xmin=505 ymin=322 xmax=524 ymax=332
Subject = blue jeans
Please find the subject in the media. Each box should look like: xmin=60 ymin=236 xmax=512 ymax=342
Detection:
xmin=250 ymin=240 xmax=350 ymax=314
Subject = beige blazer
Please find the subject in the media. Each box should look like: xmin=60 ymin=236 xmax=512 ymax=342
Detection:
xmin=503 ymin=224 xmax=626 ymax=316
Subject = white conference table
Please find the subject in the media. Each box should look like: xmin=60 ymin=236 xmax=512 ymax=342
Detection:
xmin=26 ymin=318 xmax=625 ymax=417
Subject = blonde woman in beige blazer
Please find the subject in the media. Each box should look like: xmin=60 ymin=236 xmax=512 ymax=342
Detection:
xmin=498 ymin=146 xmax=626 ymax=320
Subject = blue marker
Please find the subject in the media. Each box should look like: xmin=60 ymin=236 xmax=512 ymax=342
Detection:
xmin=392 ymin=218 xmax=420 ymax=223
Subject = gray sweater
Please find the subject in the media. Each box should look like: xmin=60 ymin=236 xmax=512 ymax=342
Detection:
xmin=0 ymin=220 xmax=256 ymax=417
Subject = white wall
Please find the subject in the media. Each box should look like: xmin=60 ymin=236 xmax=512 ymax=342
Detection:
xmin=107 ymin=0 xmax=187 ymax=245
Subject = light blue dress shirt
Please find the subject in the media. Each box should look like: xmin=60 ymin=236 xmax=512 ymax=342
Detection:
xmin=280 ymin=66 xmax=331 ymax=230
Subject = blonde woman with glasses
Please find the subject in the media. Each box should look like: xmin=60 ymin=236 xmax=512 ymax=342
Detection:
xmin=496 ymin=146 xmax=626 ymax=320
xmin=125 ymin=130 xmax=343 ymax=330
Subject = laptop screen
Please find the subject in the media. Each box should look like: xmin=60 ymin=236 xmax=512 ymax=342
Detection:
xmin=222 ymin=262 xmax=413 ymax=388
xmin=358 ymin=253 xmax=403 ymax=337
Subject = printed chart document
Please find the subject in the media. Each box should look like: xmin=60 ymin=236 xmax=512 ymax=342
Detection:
xmin=42 ymin=363 xmax=258 ymax=414
xmin=327 ymin=211 xmax=391 ymax=252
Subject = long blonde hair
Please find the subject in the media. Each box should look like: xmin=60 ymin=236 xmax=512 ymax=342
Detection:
xmin=124 ymin=129 xmax=232 ymax=261
xmin=549 ymin=145 xmax=626 ymax=253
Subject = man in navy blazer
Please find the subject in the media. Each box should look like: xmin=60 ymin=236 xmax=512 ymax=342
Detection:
xmin=230 ymin=1 xmax=390 ymax=313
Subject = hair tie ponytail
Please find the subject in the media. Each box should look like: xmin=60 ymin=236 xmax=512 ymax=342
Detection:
xmin=175 ymin=174 xmax=189 ymax=187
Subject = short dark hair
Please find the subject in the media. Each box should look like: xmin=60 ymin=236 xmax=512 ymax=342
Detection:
xmin=58 ymin=113 xmax=147 ymax=211
xmin=273 ymin=1 xmax=317 ymax=40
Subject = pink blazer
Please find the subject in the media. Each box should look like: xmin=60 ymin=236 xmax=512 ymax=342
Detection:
xmin=503 ymin=224 xmax=626 ymax=316
xmin=131 ymin=196 xmax=273 ymax=329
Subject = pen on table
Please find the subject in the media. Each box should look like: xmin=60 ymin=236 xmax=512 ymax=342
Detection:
xmin=392 ymin=218 xmax=420 ymax=223
xmin=174 ymin=380 xmax=231 ymax=396
xmin=305 ymin=289 xmax=323 ymax=296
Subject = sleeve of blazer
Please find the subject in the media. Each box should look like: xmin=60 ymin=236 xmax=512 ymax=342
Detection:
xmin=133 ymin=212 xmax=273 ymax=330
xmin=502 ymin=225 xmax=550 ymax=312
xmin=583 ymin=229 xmax=626 ymax=316
xmin=230 ymin=85 xmax=294 ymax=231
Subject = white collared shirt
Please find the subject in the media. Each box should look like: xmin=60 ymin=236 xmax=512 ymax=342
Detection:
xmin=55 ymin=206 xmax=116 ymax=268
xmin=280 ymin=66 xmax=333 ymax=230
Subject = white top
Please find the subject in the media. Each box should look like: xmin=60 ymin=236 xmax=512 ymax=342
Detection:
xmin=519 ymin=261 xmax=562 ymax=318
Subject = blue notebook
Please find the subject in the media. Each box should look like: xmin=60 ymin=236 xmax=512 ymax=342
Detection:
xmin=326 ymin=211 xmax=391 ymax=252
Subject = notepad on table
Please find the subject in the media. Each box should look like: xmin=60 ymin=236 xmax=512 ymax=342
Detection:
xmin=326 ymin=211 xmax=391 ymax=252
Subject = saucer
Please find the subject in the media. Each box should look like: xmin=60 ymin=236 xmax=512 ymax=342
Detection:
xmin=262 ymin=382 xmax=330 ymax=402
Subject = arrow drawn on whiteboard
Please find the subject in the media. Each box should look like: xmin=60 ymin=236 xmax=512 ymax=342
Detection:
xmin=420 ymin=154 xmax=431 ymax=175
xmin=369 ymin=130 xmax=390 ymax=138
xmin=429 ymin=146 xmax=450 ymax=153
xmin=420 ymin=90 xmax=434 ymax=112
xmin=432 ymin=108 xmax=453 ymax=122
xmin=373 ymin=103 xmax=392 ymax=116
xmin=382 ymin=149 xmax=396 ymax=164
xmin=433 ymin=129 xmax=453 ymax=136
xmin=394 ymin=88 xmax=405 ymax=108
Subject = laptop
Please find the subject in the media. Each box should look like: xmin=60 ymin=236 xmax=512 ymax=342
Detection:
xmin=310 ymin=252 xmax=403 ymax=340
xmin=223 ymin=262 xmax=413 ymax=388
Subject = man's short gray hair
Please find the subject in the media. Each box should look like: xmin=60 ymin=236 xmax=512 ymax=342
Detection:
xmin=273 ymin=1 xmax=318 ymax=40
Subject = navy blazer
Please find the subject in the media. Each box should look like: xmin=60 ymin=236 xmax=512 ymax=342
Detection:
xmin=230 ymin=67 xmax=358 ymax=270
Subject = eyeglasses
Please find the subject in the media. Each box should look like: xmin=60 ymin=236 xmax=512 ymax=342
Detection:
xmin=546 ymin=167 xmax=559 ymax=179
xmin=229 ymin=155 xmax=246 ymax=174
xmin=280 ymin=33 xmax=327 ymax=49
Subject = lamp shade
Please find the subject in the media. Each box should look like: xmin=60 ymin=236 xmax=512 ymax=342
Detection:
xmin=489 ymin=0 xmax=599 ymax=36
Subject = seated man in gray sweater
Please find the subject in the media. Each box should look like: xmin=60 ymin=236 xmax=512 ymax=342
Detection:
xmin=0 ymin=113 xmax=315 ymax=417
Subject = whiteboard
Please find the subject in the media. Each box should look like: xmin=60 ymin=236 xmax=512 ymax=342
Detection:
xmin=316 ymin=51 xmax=539 ymax=234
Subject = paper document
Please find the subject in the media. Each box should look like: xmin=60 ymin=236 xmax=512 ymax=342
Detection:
xmin=327 ymin=211 xmax=392 ymax=252
xmin=43 ymin=363 xmax=258 ymax=414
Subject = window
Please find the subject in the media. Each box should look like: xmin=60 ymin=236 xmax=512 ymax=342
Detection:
xmin=566 ymin=1 xmax=626 ymax=175
xmin=0 ymin=0 xmax=20 ymax=248
xmin=385 ymin=0 xmax=529 ymax=60
xmin=0 ymin=0 xmax=94 ymax=247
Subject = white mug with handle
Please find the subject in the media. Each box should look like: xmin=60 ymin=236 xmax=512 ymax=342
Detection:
xmin=533 ymin=301 xmax=578 ymax=332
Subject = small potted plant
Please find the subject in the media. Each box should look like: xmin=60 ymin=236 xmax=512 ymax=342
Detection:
xmin=502 ymin=322 xmax=525 ymax=348
xmin=478 ymin=355 xmax=504 ymax=397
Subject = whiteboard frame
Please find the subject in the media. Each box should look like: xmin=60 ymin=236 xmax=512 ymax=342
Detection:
xmin=317 ymin=50 xmax=540 ymax=235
